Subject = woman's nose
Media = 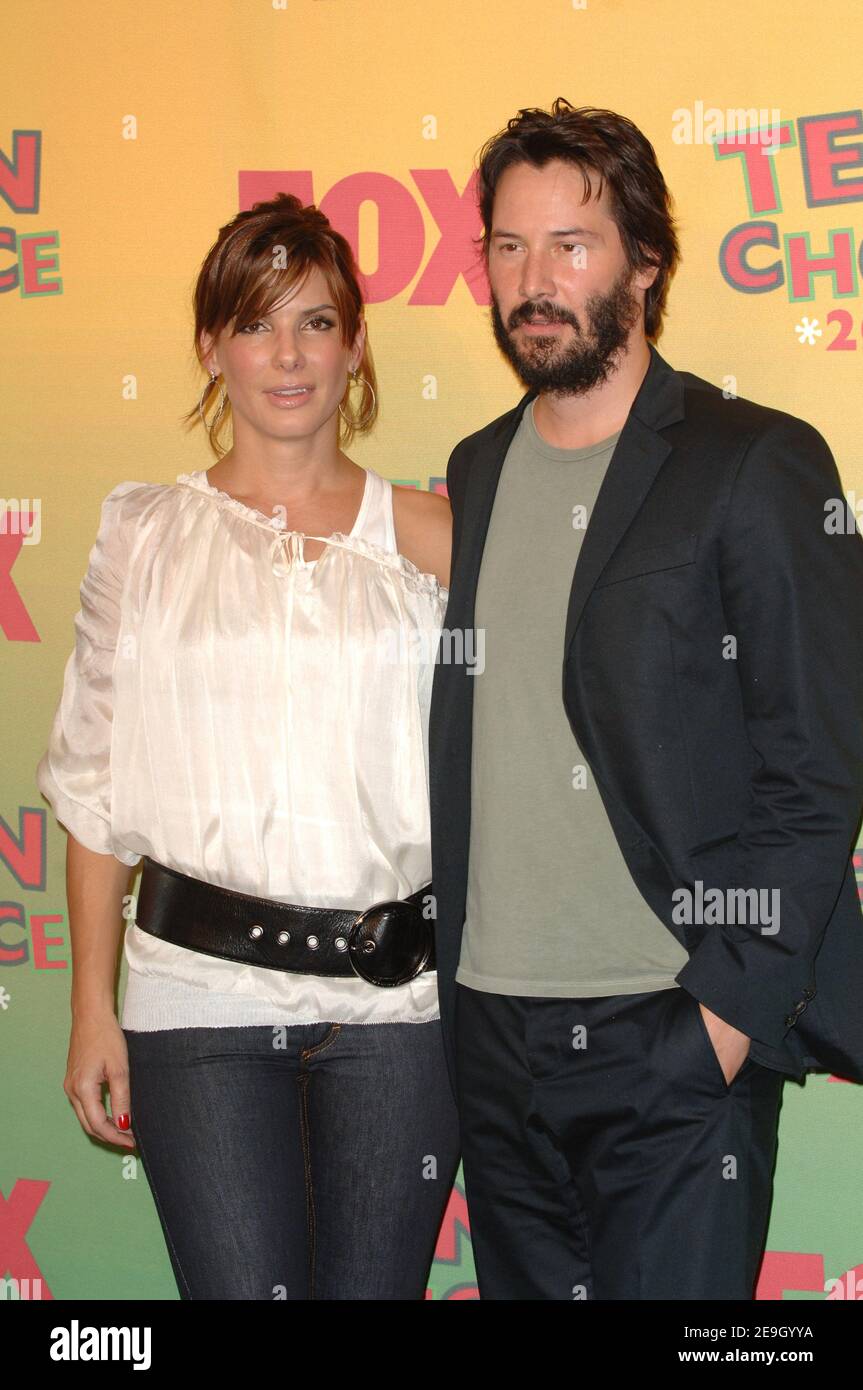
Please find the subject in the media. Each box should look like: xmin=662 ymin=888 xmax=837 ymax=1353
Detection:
xmin=273 ymin=334 xmax=303 ymax=371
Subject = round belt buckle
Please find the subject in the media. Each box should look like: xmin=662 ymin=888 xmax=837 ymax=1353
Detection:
xmin=348 ymin=898 xmax=432 ymax=987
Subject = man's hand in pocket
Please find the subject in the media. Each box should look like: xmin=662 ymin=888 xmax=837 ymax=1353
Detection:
xmin=699 ymin=1002 xmax=751 ymax=1086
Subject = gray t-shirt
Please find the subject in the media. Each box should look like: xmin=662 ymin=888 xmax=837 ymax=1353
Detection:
xmin=456 ymin=398 xmax=689 ymax=996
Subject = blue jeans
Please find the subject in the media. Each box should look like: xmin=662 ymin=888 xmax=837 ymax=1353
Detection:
xmin=123 ymin=1019 xmax=461 ymax=1300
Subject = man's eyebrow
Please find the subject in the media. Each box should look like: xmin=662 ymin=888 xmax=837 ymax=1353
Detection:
xmin=490 ymin=228 xmax=601 ymax=239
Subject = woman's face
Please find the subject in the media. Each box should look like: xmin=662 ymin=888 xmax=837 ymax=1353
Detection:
xmin=201 ymin=263 xmax=365 ymax=449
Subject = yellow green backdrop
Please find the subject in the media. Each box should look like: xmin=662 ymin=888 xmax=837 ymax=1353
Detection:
xmin=3 ymin=0 xmax=862 ymax=1300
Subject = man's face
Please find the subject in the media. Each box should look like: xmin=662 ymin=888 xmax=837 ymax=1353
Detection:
xmin=486 ymin=158 xmax=655 ymax=394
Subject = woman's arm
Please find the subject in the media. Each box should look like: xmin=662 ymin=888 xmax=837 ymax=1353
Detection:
xmin=36 ymin=483 xmax=146 ymax=1149
xmin=64 ymin=833 xmax=137 ymax=1149
xmin=67 ymin=834 xmax=133 ymax=1016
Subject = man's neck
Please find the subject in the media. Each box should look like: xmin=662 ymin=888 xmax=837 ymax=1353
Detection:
xmin=531 ymin=337 xmax=651 ymax=450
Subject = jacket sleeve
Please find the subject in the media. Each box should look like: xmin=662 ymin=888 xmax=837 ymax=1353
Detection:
xmin=676 ymin=415 xmax=863 ymax=1048
xmin=35 ymin=483 xmax=142 ymax=867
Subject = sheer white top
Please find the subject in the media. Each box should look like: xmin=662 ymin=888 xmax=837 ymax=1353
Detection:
xmin=36 ymin=466 xmax=448 ymax=1029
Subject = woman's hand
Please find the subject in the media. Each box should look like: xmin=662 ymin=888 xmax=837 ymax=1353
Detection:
xmin=65 ymin=1009 xmax=136 ymax=1150
xmin=63 ymin=836 xmax=137 ymax=1148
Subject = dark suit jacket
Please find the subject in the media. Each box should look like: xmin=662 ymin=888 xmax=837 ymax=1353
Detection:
xmin=429 ymin=342 xmax=863 ymax=1095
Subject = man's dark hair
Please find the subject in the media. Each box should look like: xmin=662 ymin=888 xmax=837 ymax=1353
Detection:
xmin=475 ymin=99 xmax=681 ymax=340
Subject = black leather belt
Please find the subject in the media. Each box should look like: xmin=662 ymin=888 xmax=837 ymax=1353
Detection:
xmin=134 ymin=856 xmax=436 ymax=987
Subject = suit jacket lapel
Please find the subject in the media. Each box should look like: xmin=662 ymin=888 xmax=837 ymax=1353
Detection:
xmin=448 ymin=343 xmax=686 ymax=655
xmin=563 ymin=344 xmax=686 ymax=660
xmin=445 ymin=388 xmax=537 ymax=637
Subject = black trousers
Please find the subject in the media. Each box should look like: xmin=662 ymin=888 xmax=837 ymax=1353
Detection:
xmin=454 ymin=982 xmax=786 ymax=1300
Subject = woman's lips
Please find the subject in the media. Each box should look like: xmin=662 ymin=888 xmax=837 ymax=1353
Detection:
xmin=265 ymin=387 xmax=315 ymax=408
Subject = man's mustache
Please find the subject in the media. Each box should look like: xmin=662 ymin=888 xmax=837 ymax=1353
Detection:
xmin=508 ymin=303 xmax=579 ymax=330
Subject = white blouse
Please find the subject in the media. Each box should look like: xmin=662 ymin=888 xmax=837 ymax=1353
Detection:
xmin=35 ymin=465 xmax=448 ymax=1029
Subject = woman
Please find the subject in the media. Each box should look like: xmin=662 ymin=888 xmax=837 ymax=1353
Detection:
xmin=36 ymin=192 xmax=460 ymax=1300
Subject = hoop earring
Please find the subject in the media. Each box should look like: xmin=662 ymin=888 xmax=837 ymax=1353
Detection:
xmin=338 ymin=369 xmax=376 ymax=429
xmin=198 ymin=370 xmax=226 ymax=433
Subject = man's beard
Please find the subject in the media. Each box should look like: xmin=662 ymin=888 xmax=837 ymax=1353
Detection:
xmin=490 ymin=266 xmax=642 ymax=395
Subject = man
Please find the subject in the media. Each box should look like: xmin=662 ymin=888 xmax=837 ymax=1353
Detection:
xmin=428 ymin=99 xmax=863 ymax=1300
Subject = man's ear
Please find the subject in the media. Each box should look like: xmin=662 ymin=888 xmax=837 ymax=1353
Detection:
xmin=636 ymin=260 xmax=660 ymax=292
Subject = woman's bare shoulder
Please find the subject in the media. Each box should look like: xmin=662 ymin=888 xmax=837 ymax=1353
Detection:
xmin=391 ymin=483 xmax=452 ymax=589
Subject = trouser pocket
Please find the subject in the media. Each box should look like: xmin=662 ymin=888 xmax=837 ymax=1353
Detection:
xmin=685 ymin=987 xmax=755 ymax=1094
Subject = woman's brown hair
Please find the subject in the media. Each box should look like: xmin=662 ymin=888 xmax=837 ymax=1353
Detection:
xmin=183 ymin=193 xmax=378 ymax=457
xmin=474 ymin=99 xmax=681 ymax=340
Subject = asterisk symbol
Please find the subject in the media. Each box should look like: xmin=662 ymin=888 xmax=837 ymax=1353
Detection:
xmin=795 ymin=316 xmax=822 ymax=346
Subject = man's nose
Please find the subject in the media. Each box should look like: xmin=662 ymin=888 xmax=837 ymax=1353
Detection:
xmin=518 ymin=250 xmax=556 ymax=304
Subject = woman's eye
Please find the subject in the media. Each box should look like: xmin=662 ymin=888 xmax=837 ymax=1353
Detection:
xmin=237 ymin=315 xmax=335 ymax=335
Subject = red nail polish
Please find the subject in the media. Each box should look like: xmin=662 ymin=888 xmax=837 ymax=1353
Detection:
xmin=116 ymin=1113 xmax=131 ymax=1131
